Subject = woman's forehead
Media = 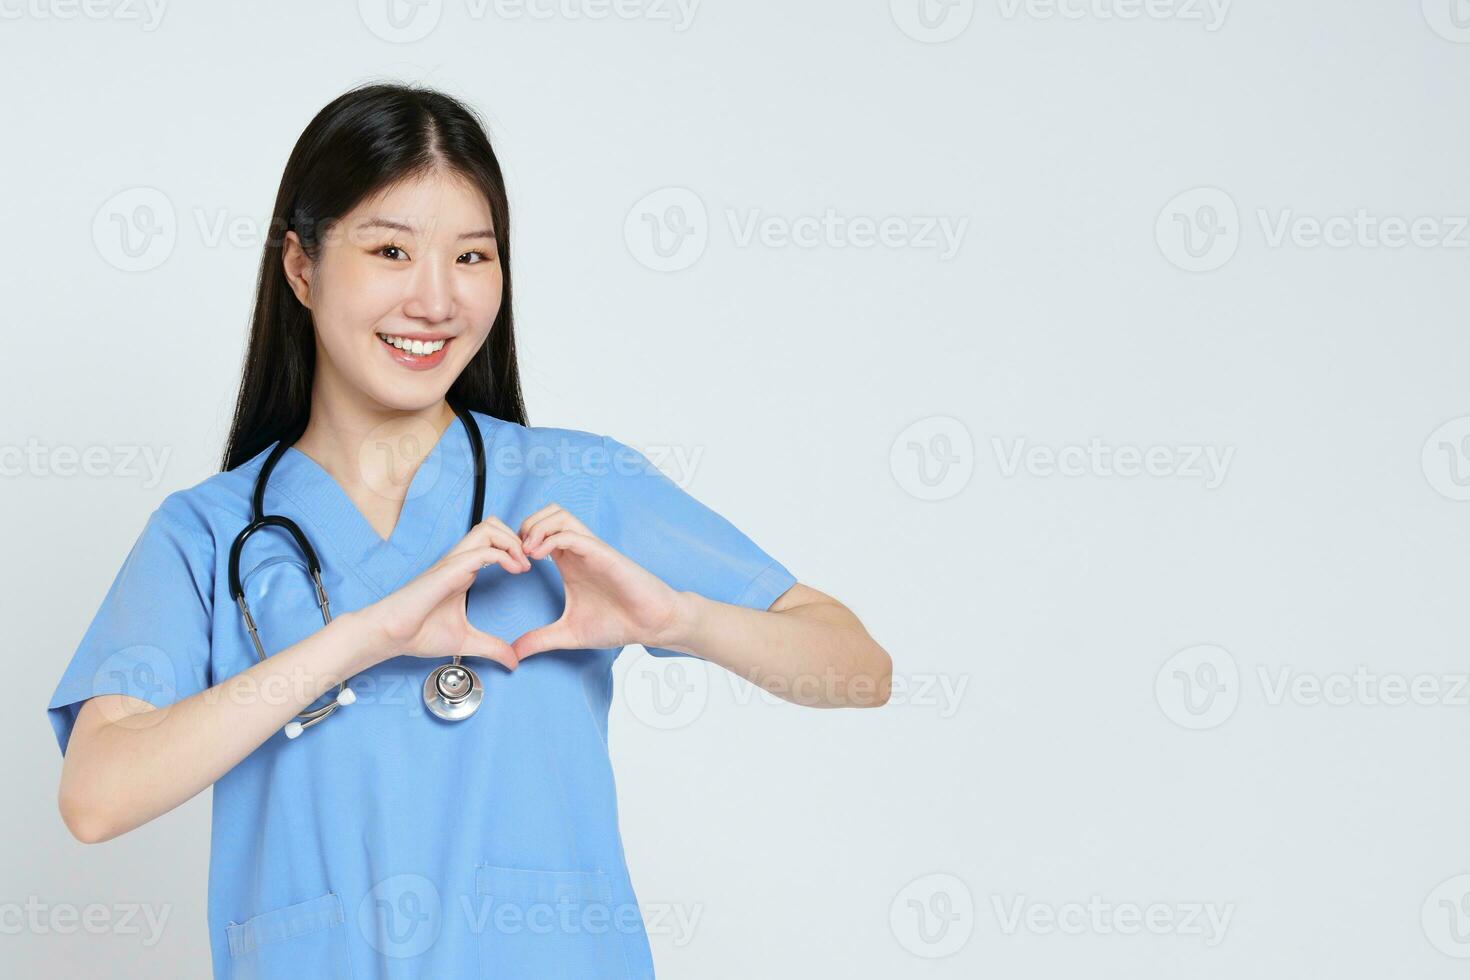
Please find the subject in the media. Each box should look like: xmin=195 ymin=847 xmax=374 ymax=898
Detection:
xmin=350 ymin=171 xmax=494 ymax=234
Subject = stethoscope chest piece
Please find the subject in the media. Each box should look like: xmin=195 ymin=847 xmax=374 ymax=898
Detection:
xmin=424 ymin=661 xmax=483 ymax=721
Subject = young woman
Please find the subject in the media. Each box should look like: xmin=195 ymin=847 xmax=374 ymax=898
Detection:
xmin=47 ymin=82 xmax=891 ymax=978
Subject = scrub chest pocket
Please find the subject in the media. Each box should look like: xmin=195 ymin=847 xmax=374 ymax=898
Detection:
xmin=474 ymin=865 xmax=633 ymax=979
xmin=225 ymin=892 xmax=352 ymax=980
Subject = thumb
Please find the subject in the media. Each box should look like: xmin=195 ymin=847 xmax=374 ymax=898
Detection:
xmin=458 ymin=624 xmax=519 ymax=672
xmin=511 ymin=618 xmax=577 ymax=660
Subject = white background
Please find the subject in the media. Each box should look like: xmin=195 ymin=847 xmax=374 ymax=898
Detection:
xmin=4 ymin=0 xmax=1470 ymax=976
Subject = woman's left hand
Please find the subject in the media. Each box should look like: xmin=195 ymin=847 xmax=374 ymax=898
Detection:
xmin=511 ymin=503 xmax=687 ymax=658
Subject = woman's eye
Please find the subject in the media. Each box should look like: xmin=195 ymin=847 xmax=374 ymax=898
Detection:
xmin=458 ymin=251 xmax=492 ymax=264
xmin=378 ymin=244 xmax=408 ymax=260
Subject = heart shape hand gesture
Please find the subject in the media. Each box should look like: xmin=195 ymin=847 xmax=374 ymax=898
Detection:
xmin=358 ymin=504 xmax=683 ymax=671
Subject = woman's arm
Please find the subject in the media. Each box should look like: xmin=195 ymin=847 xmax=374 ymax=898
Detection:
xmin=509 ymin=504 xmax=893 ymax=710
xmin=59 ymin=610 xmax=387 ymax=844
xmin=58 ymin=519 xmax=528 ymax=844
xmin=652 ymin=583 xmax=893 ymax=709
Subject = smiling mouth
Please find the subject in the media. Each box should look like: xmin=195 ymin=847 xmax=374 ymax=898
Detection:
xmin=377 ymin=333 xmax=449 ymax=357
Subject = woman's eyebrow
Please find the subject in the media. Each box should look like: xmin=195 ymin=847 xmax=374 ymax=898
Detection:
xmin=357 ymin=217 xmax=496 ymax=240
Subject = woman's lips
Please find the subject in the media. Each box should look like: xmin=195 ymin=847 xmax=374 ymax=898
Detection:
xmin=377 ymin=333 xmax=451 ymax=371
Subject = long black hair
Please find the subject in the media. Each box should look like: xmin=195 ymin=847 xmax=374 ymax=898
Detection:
xmin=221 ymin=82 xmax=528 ymax=471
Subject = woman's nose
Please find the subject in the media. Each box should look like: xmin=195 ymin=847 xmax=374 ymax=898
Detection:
xmin=400 ymin=259 xmax=455 ymax=322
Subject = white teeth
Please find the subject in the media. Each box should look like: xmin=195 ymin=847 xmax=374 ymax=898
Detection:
xmin=378 ymin=334 xmax=447 ymax=356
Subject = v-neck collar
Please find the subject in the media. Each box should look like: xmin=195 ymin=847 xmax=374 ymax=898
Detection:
xmin=258 ymin=411 xmax=497 ymax=598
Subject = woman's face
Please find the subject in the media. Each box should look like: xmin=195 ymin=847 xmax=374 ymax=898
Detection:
xmin=283 ymin=169 xmax=502 ymax=414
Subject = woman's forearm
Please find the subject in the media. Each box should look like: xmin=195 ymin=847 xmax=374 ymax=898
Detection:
xmin=58 ymin=610 xmax=386 ymax=844
xmin=652 ymin=592 xmax=892 ymax=708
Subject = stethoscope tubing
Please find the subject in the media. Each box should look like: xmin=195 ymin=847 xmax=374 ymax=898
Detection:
xmin=228 ymin=406 xmax=486 ymax=737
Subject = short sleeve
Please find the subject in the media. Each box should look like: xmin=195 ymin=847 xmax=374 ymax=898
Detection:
xmin=595 ymin=435 xmax=797 ymax=658
xmin=46 ymin=502 xmax=216 ymax=755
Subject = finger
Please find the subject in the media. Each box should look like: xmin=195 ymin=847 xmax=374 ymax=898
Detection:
xmin=442 ymin=519 xmax=494 ymax=557
xmin=480 ymin=514 xmax=517 ymax=536
xmin=441 ymin=517 xmax=517 ymax=555
xmin=518 ymin=501 xmax=562 ymax=528
xmin=526 ymin=529 xmax=597 ymax=562
xmin=467 ymin=546 xmax=522 ymax=578
xmin=445 ymin=518 xmax=531 ymax=570
xmin=477 ymin=516 xmax=531 ymax=569
xmin=458 ymin=625 xmax=519 ymax=672
xmin=517 ymin=503 xmax=564 ymax=543
xmin=409 ymin=547 xmax=516 ymax=608
xmin=522 ymin=510 xmax=594 ymax=553
xmin=511 ymin=618 xmax=577 ymax=660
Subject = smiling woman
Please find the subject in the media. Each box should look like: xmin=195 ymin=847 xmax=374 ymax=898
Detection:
xmin=46 ymin=80 xmax=891 ymax=980
xmin=284 ymin=180 xmax=502 ymax=397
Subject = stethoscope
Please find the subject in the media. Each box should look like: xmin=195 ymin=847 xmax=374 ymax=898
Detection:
xmin=228 ymin=406 xmax=488 ymax=739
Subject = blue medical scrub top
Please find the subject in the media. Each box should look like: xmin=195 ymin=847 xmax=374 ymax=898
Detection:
xmin=46 ymin=413 xmax=797 ymax=979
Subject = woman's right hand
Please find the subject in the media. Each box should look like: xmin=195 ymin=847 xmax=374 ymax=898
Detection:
xmin=58 ymin=516 xmax=531 ymax=844
xmin=356 ymin=516 xmax=531 ymax=672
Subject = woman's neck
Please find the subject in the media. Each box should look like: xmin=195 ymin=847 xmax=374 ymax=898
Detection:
xmin=293 ymin=382 xmax=456 ymax=537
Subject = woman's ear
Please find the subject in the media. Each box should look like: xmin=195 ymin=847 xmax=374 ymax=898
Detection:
xmin=281 ymin=230 xmax=313 ymax=309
